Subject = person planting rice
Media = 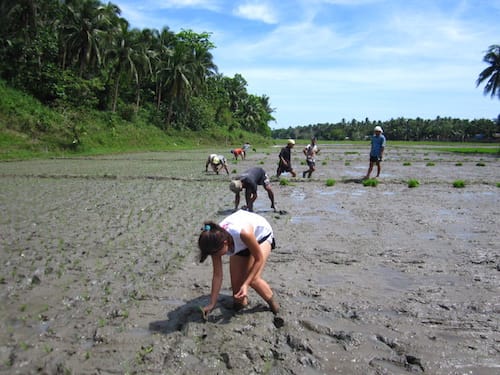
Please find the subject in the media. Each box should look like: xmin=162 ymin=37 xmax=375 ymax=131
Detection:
xmin=230 ymin=147 xmax=246 ymax=160
xmin=205 ymin=153 xmax=229 ymax=175
xmin=229 ymin=167 xmax=276 ymax=212
xmin=198 ymin=209 xmax=280 ymax=319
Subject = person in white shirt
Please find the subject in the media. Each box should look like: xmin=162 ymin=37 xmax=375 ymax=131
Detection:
xmin=302 ymin=136 xmax=320 ymax=178
xmin=198 ymin=210 xmax=279 ymax=319
xmin=205 ymin=154 xmax=229 ymax=175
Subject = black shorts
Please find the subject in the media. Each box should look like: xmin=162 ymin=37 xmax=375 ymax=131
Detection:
xmin=278 ymin=162 xmax=293 ymax=173
xmin=235 ymin=234 xmax=276 ymax=257
xmin=370 ymin=156 xmax=381 ymax=162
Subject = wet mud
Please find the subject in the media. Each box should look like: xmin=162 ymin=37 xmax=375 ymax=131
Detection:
xmin=0 ymin=144 xmax=499 ymax=374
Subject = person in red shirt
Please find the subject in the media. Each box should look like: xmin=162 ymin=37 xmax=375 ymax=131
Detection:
xmin=230 ymin=148 xmax=246 ymax=160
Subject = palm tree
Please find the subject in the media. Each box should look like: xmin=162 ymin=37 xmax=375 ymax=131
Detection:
xmin=130 ymin=28 xmax=156 ymax=111
xmin=225 ymin=74 xmax=248 ymax=113
xmin=59 ymin=0 xmax=120 ymax=76
xmin=105 ymin=19 xmax=142 ymax=112
xmin=150 ymin=27 xmax=176 ymax=111
xmin=476 ymin=44 xmax=500 ymax=100
xmin=162 ymin=30 xmax=217 ymax=128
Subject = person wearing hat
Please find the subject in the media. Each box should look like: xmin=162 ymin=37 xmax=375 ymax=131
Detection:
xmin=302 ymin=136 xmax=320 ymax=178
xmin=205 ymin=154 xmax=229 ymax=175
xmin=229 ymin=167 xmax=276 ymax=212
xmin=364 ymin=126 xmax=386 ymax=179
xmin=276 ymin=139 xmax=297 ymax=177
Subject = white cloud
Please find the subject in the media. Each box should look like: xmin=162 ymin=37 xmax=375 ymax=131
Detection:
xmin=151 ymin=0 xmax=222 ymax=10
xmin=233 ymin=2 xmax=278 ymax=24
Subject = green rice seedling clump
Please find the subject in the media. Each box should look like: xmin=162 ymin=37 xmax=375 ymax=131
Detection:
xmin=453 ymin=180 xmax=465 ymax=188
xmin=408 ymin=179 xmax=420 ymax=188
xmin=363 ymin=178 xmax=378 ymax=187
xmin=326 ymin=178 xmax=336 ymax=187
xmin=279 ymin=178 xmax=290 ymax=186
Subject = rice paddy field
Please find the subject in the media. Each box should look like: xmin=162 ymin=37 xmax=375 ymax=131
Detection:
xmin=1 ymin=143 xmax=499 ymax=374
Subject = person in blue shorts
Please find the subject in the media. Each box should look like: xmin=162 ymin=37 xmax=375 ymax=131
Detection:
xmin=364 ymin=126 xmax=386 ymax=179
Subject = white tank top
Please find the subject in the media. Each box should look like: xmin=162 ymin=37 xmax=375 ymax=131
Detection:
xmin=219 ymin=210 xmax=273 ymax=255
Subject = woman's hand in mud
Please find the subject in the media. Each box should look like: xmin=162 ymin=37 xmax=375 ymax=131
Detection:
xmin=200 ymin=305 xmax=213 ymax=321
xmin=234 ymin=284 xmax=248 ymax=300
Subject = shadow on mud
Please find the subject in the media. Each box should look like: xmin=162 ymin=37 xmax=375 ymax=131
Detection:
xmin=149 ymin=294 xmax=270 ymax=335
xmin=217 ymin=208 xmax=288 ymax=216
xmin=216 ymin=208 xmax=235 ymax=216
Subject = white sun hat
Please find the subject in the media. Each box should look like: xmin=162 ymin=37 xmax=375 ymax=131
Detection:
xmin=229 ymin=180 xmax=243 ymax=193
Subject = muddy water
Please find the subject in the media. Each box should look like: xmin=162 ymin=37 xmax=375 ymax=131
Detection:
xmin=0 ymin=145 xmax=499 ymax=374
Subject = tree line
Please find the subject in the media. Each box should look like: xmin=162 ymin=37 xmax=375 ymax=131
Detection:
xmin=0 ymin=0 xmax=274 ymax=136
xmin=272 ymin=116 xmax=500 ymax=142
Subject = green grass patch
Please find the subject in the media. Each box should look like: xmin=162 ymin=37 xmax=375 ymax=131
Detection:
xmin=403 ymin=162 xmax=411 ymax=166
xmin=496 ymin=182 xmax=500 ymax=188
xmin=407 ymin=179 xmax=420 ymax=188
xmin=453 ymin=180 xmax=465 ymax=188
xmin=455 ymin=162 xmax=463 ymax=166
xmin=476 ymin=162 xmax=486 ymax=166
xmin=426 ymin=162 xmax=435 ymax=166
xmin=438 ymin=147 xmax=500 ymax=155
xmin=0 ymin=80 xmax=273 ymax=160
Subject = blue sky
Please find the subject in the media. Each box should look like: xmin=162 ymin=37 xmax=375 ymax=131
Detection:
xmin=113 ymin=0 xmax=500 ymax=129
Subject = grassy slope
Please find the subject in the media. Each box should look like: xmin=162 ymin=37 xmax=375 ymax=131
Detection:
xmin=1 ymin=81 xmax=497 ymax=160
xmin=0 ymin=80 xmax=273 ymax=160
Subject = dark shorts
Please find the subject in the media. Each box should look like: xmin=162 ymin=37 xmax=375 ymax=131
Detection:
xmin=306 ymin=159 xmax=315 ymax=168
xmin=370 ymin=156 xmax=381 ymax=162
xmin=278 ymin=163 xmax=293 ymax=173
xmin=235 ymin=234 xmax=276 ymax=257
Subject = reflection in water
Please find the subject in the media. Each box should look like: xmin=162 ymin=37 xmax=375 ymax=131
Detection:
xmin=290 ymin=189 xmax=306 ymax=201
xmin=352 ymin=189 xmax=366 ymax=196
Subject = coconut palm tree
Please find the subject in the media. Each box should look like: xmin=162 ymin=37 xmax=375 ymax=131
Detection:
xmin=150 ymin=27 xmax=176 ymax=111
xmin=59 ymin=0 xmax=120 ymax=76
xmin=105 ymin=19 xmax=143 ymax=112
xmin=162 ymin=30 xmax=217 ymax=128
xmin=476 ymin=44 xmax=500 ymax=100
